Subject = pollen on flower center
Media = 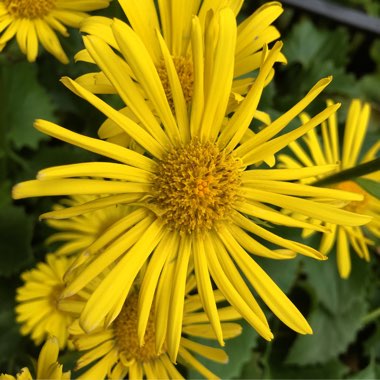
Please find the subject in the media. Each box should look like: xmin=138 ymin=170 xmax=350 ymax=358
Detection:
xmin=333 ymin=180 xmax=369 ymax=212
xmin=49 ymin=284 xmax=64 ymax=309
xmin=113 ymin=293 xmax=159 ymax=363
xmin=5 ymin=0 xmax=55 ymax=18
xmin=151 ymin=139 xmax=242 ymax=233
xmin=156 ymin=56 xmax=194 ymax=111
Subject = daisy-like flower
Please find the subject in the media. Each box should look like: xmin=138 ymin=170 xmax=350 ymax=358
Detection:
xmin=13 ymin=9 xmax=372 ymax=361
xmin=0 ymin=0 xmax=110 ymax=63
xmin=63 ymin=276 xmax=242 ymax=380
xmin=76 ymin=0 xmax=286 ymax=143
xmin=46 ymin=195 xmax=131 ymax=256
xmin=278 ymin=99 xmax=380 ymax=278
xmin=0 ymin=336 xmax=70 ymax=380
xmin=15 ymin=254 xmax=75 ymax=349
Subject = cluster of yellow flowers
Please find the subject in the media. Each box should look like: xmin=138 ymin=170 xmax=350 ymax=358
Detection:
xmin=1 ymin=0 xmax=379 ymax=379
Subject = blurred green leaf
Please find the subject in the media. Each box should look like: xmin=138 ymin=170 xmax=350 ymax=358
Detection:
xmin=284 ymin=19 xmax=349 ymax=68
xmin=356 ymin=178 xmax=380 ymax=199
xmin=0 ymin=203 xmax=34 ymax=276
xmin=285 ymin=257 xmax=370 ymax=365
xmin=269 ymin=358 xmax=348 ymax=379
xmin=0 ymin=280 xmax=22 ymax=368
xmin=0 ymin=62 xmax=57 ymax=150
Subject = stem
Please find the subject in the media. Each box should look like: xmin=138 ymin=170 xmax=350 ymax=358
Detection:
xmin=312 ymin=157 xmax=380 ymax=187
xmin=362 ymin=307 xmax=380 ymax=325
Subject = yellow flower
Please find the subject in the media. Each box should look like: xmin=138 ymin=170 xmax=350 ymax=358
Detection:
xmin=278 ymin=99 xmax=380 ymax=278
xmin=0 ymin=0 xmax=110 ymax=63
xmin=64 ymin=277 xmax=242 ymax=380
xmin=0 ymin=336 xmax=70 ymax=380
xmin=75 ymin=0 xmax=286 ymax=141
xmin=13 ymin=10 xmax=371 ymax=361
xmin=46 ymin=195 xmax=132 ymax=256
xmin=15 ymin=254 xmax=75 ymax=349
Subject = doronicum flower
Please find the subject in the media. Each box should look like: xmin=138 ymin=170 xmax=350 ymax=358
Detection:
xmin=46 ymin=195 xmax=131 ymax=256
xmin=63 ymin=276 xmax=242 ymax=380
xmin=278 ymin=99 xmax=380 ymax=278
xmin=13 ymin=9 xmax=372 ymax=361
xmin=15 ymin=254 xmax=75 ymax=349
xmin=76 ymin=0 xmax=286 ymax=141
xmin=0 ymin=0 xmax=110 ymax=63
xmin=0 ymin=336 xmax=70 ymax=380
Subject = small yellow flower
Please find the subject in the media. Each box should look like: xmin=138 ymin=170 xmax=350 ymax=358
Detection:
xmin=64 ymin=278 xmax=242 ymax=380
xmin=279 ymin=99 xmax=380 ymax=278
xmin=0 ymin=336 xmax=70 ymax=380
xmin=76 ymin=0 xmax=286 ymax=144
xmin=46 ymin=195 xmax=132 ymax=256
xmin=13 ymin=9 xmax=371 ymax=362
xmin=15 ymin=254 xmax=74 ymax=349
xmin=0 ymin=0 xmax=110 ymax=63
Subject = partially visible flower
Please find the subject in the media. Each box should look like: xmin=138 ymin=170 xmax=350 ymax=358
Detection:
xmin=46 ymin=195 xmax=131 ymax=256
xmin=76 ymin=0 xmax=285 ymax=144
xmin=13 ymin=10 xmax=372 ymax=361
xmin=16 ymin=254 xmax=75 ymax=349
xmin=279 ymin=99 xmax=380 ymax=278
xmin=0 ymin=336 xmax=70 ymax=380
xmin=0 ymin=0 xmax=110 ymax=63
xmin=63 ymin=276 xmax=242 ymax=380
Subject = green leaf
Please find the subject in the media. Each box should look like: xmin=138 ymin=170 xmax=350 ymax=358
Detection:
xmin=0 ymin=203 xmax=34 ymax=276
xmin=356 ymin=178 xmax=380 ymax=199
xmin=285 ymin=257 xmax=370 ymax=365
xmin=0 ymin=280 xmax=23 ymax=368
xmin=269 ymin=358 xmax=348 ymax=379
xmin=284 ymin=19 xmax=349 ymax=68
xmin=188 ymin=321 xmax=259 ymax=379
xmin=0 ymin=62 xmax=57 ymax=150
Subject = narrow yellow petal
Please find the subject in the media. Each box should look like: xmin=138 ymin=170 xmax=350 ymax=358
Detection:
xmin=193 ymin=236 xmax=224 ymax=347
xmin=337 ymin=227 xmax=351 ymax=278
xmin=38 ymin=162 xmax=151 ymax=183
xmin=13 ymin=179 xmax=150 ymax=200
xmin=167 ymin=235 xmax=192 ymax=362
xmin=33 ymin=119 xmax=156 ymax=171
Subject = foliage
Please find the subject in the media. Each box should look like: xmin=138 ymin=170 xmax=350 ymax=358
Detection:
xmin=0 ymin=1 xmax=379 ymax=379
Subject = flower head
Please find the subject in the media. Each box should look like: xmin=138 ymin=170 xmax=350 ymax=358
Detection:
xmin=15 ymin=254 xmax=75 ymax=349
xmin=279 ymin=99 xmax=380 ymax=278
xmin=13 ymin=9 xmax=372 ymax=361
xmin=64 ymin=277 xmax=242 ymax=380
xmin=0 ymin=0 xmax=110 ymax=63
xmin=46 ymin=195 xmax=132 ymax=256
xmin=75 ymin=0 xmax=286 ymax=141
xmin=0 ymin=336 xmax=70 ymax=380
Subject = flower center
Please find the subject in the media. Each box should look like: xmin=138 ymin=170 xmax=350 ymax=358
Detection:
xmin=49 ymin=284 xmax=64 ymax=309
xmin=113 ymin=293 xmax=159 ymax=363
xmin=333 ymin=180 xmax=369 ymax=212
xmin=5 ymin=0 xmax=55 ymax=18
xmin=151 ymin=139 xmax=242 ymax=233
xmin=156 ymin=56 xmax=194 ymax=111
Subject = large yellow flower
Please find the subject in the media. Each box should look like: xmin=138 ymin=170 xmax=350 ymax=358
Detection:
xmin=13 ymin=9 xmax=371 ymax=361
xmin=278 ymin=99 xmax=380 ymax=278
xmin=0 ymin=0 xmax=110 ymax=63
xmin=0 ymin=336 xmax=70 ymax=380
xmin=63 ymin=277 xmax=242 ymax=379
xmin=15 ymin=254 xmax=75 ymax=349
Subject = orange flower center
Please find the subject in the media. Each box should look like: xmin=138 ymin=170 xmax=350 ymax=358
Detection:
xmin=113 ymin=293 xmax=160 ymax=363
xmin=5 ymin=0 xmax=55 ymax=18
xmin=152 ymin=139 xmax=242 ymax=233
xmin=156 ymin=56 xmax=194 ymax=111
xmin=333 ymin=180 xmax=369 ymax=212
